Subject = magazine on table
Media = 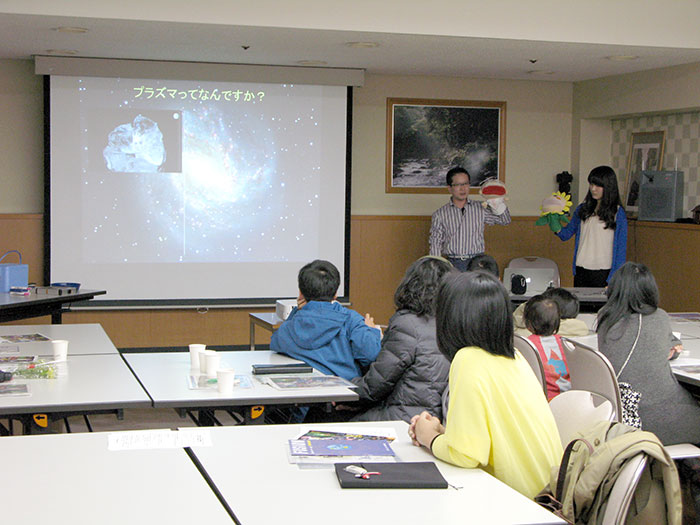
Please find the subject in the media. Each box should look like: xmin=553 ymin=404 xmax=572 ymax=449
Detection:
xmin=262 ymin=375 xmax=354 ymax=390
xmin=0 ymin=333 xmax=50 ymax=344
xmin=0 ymin=384 xmax=30 ymax=396
xmin=0 ymin=355 xmax=36 ymax=364
xmin=287 ymin=426 xmax=398 ymax=467
xmin=289 ymin=438 xmax=395 ymax=457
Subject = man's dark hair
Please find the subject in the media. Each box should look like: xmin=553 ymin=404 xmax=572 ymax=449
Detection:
xmin=541 ymin=287 xmax=580 ymax=319
xmin=446 ymin=166 xmax=470 ymax=186
xmin=524 ymin=295 xmax=561 ymax=337
xmin=394 ymin=256 xmax=454 ymax=317
xmin=466 ymin=254 xmax=499 ymax=277
xmin=436 ymin=271 xmax=514 ymax=361
xmin=298 ymin=260 xmax=340 ymax=302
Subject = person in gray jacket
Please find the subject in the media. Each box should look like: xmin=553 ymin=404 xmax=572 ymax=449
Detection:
xmin=597 ymin=261 xmax=700 ymax=445
xmin=350 ymin=256 xmax=453 ymax=423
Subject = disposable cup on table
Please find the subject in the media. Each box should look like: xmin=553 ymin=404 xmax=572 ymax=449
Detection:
xmin=204 ymin=350 xmax=220 ymax=378
xmin=51 ymin=339 xmax=69 ymax=361
xmin=189 ymin=344 xmax=206 ymax=370
xmin=217 ymin=368 xmax=236 ymax=394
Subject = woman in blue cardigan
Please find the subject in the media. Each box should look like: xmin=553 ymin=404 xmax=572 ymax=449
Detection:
xmin=557 ymin=166 xmax=627 ymax=287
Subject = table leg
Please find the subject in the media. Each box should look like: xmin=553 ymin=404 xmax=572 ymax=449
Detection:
xmin=249 ymin=320 xmax=256 ymax=351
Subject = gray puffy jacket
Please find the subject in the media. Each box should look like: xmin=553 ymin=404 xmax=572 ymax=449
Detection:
xmin=350 ymin=309 xmax=450 ymax=423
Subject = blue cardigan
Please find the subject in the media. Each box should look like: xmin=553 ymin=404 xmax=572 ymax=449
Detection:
xmin=556 ymin=204 xmax=627 ymax=281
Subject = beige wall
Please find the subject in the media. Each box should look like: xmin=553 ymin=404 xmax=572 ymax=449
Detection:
xmin=353 ymin=74 xmax=573 ymax=216
xmin=1 ymin=59 xmax=573 ymax=216
xmin=571 ymin=60 xmax=700 ymax=197
xmin=0 ymin=59 xmax=43 ymax=213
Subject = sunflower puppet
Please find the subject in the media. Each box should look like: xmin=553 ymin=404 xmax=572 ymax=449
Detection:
xmin=535 ymin=191 xmax=572 ymax=233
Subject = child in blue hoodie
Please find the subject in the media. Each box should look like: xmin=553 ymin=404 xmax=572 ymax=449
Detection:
xmin=271 ymin=260 xmax=382 ymax=381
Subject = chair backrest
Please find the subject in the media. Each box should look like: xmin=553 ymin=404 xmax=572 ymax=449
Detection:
xmin=601 ymin=453 xmax=671 ymax=525
xmin=507 ymin=256 xmax=561 ymax=288
xmin=549 ymin=390 xmax=615 ymax=448
xmin=562 ymin=337 xmax=622 ymax=422
xmin=513 ymin=334 xmax=547 ymax=396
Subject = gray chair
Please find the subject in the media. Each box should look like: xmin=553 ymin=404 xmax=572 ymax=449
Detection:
xmin=507 ymin=256 xmax=561 ymax=288
xmin=601 ymin=453 xmax=675 ymax=525
xmin=513 ymin=334 xmax=547 ymax=396
xmin=549 ymin=389 xmax=615 ymax=448
xmin=562 ymin=337 xmax=623 ymax=423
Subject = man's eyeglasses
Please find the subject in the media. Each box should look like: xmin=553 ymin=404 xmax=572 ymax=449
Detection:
xmin=450 ymin=182 xmax=470 ymax=188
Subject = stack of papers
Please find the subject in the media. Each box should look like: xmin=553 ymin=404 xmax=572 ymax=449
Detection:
xmin=287 ymin=427 xmax=398 ymax=468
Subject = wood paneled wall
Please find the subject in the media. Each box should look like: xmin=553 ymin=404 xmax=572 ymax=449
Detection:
xmin=627 ymin=221 xmax=700 ymax=312
xmin=2 ymin=213 xmax=697 ymax=347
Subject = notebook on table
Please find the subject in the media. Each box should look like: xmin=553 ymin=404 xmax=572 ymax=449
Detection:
xmin=334 ymin=462 xmax=448 ymax=489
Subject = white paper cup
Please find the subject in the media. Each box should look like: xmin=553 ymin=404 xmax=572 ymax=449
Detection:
xmin=204 ymin=350 xmax=219 ymax=378
xmin=189 ymin=344 xmax=206 ymax=370
xmin=217 ymin=368 xmax=236 ymax=394
xmin=51 ymin=339 xmax=68 ymax=361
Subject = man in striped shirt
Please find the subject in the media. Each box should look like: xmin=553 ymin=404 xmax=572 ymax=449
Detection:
xmin=429 ymin=167 xmax=511 ymax=271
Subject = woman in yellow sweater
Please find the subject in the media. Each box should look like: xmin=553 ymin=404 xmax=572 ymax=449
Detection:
xmin=409 ymin=271 xmax=563 ymax=499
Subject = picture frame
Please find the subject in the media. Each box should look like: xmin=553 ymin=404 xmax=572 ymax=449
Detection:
xmin=624 ymin=130 xmax=665 ymax=212
xmin=385 ymin=98 xmax=506 ymax=194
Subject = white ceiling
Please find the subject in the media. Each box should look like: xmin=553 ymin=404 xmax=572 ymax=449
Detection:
xmin=3 ymin=10 xmax=700 ymax=82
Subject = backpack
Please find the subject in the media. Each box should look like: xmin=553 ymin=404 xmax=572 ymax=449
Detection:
xmin=536 ymin=420 xmax=682 ymax=524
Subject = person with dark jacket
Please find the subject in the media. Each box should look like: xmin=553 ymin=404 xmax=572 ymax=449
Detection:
xmin=350 ymin=256 xmax=453 ymax=422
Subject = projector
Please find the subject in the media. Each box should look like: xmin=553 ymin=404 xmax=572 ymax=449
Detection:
xmin=275 ymin=299 xmax=297 ymax=320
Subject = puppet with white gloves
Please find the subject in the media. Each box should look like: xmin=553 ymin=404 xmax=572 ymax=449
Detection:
xmin=478 ymin=179 xmax=508 ymax=215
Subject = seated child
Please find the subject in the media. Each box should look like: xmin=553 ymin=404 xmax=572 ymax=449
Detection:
xmin=270 ymin=259 xmax=382 ymax=380
xmin=465 ymin=253 xmax=499 ymax=278
xmin=523 ymin=294 xmax=572 ymax=400
xmin=514 ymin=287 xmax=588 ymax=337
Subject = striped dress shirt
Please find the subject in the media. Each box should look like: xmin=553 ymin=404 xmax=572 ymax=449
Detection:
xmin=429 ymin=199 xmax=511 ymax=257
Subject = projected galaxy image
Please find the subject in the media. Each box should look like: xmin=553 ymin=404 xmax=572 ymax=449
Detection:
xmin=79 ymin=78 xmax=328 ymax=264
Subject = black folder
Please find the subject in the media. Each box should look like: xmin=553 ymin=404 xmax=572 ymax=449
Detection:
xmin=334 ymin=462 xmax=448 ymax=489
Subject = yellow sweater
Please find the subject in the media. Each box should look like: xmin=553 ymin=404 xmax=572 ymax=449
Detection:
xmin=432 ymin=346 xmax=563 ymax=499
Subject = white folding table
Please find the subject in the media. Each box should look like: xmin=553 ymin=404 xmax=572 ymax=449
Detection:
xmin=0 ymin=430 xmax=233 ymax=524
xmin=0 ymin=323 xmax=119 ymax=356
xmin=188 ymin=421 xmax=565 ymax=525
xmin=123 ymin=350 xmax=358 ymax=424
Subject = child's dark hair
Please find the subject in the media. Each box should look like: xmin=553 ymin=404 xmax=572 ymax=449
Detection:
xmin=466 ymin=254 xmax=499 ymax=277
xmin=523 ymin=295 xmax=561 ymax=337
xmin=298 ymin=260 xmax=340 ymax=302
xmin=541 ymin=287 xmax=579 ymax=319
xmin=579 ymin=165 xmax=622 ymax=229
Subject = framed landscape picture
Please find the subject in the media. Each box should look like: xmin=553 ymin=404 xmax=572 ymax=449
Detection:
xmin=624 ymin=130 xmax=665 ymax=212
xmin=385 ymin=98 xmax=506 ymax=194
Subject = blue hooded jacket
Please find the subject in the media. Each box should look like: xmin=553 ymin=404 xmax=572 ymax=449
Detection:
xmin=270 ymin=301 xmax=381 ymax=380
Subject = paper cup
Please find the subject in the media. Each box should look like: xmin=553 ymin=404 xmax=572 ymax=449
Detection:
xmin=189 ymin=344 xmax=206 ymax=370
xmin=51 ymin=340 xmax=68 ymax=361
xmin=217 ymin=368 xmax=236 ymax=394
xmin=204 ymin=350 xmax=219 ymax=378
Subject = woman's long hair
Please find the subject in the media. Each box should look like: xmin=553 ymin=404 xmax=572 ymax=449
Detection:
xmin=596 ymin=261 xmax=659 ymax=339
xmin=579 ymin=165 xmax=622 ymax=229
xmin=393 ymin=256 xmax=454 ymax=317
xmin=436 ymin=271 xmax=514 ymax=361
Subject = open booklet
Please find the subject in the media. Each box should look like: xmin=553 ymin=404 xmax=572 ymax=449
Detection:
xmin=262 ymin=375 xmax=354 ymax=390
xmin=287 ymin=426 xmax=398 ymax=468
xmin=0 ymin=384 xmax=30 ymax=397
